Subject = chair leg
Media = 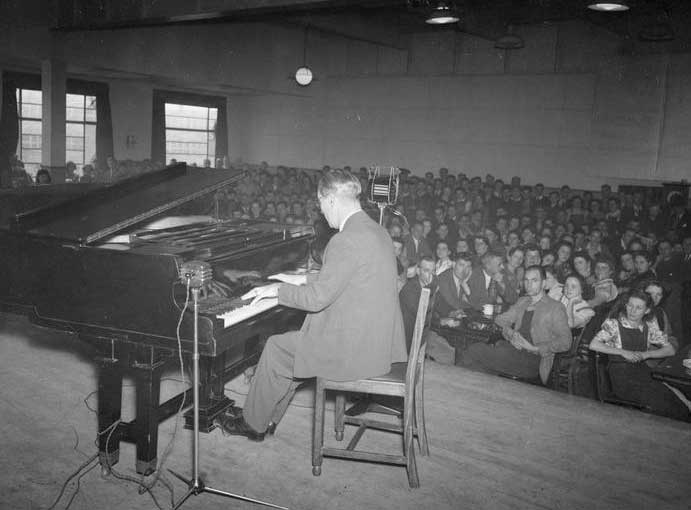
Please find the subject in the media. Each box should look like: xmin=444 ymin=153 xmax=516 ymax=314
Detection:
xmin=404 ymin=397 xmax=419 ymax=488
xmin=414 ymin=373 xmax=429 ymax=456
xmin=312 ymin=379 xmax=326 ymax=476
xmin=334 ymin=393 xmax=346 ymax=441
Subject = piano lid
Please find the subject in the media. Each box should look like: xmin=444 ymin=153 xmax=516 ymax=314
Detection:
xmin=10 ymin=163 xmax=242 ymax=245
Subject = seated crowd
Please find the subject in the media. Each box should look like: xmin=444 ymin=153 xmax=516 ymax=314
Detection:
xmin=387 ymin=169 xmax=691 ymax=422
xmin=10 ymin=154 xmax=691 ymax=421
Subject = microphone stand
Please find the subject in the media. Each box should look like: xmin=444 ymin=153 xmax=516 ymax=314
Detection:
xmin=169 ymin=280 xmax=287 ymax=510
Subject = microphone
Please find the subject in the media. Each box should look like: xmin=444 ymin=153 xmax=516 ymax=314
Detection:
xmin=368 ymin=166 xmax=399 ymax=206
xmin=179 ymin=261 xmax=213 ymax=289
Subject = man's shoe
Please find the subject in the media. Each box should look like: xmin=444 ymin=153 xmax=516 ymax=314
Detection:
xmin=214 ymin=415 xmax=265 ymax=442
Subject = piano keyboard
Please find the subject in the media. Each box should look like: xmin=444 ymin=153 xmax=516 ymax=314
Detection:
xmin=216 ymin=298 xmax=279 ymax=328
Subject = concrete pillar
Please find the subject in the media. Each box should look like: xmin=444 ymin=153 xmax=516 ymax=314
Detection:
xmin=41 ymin=59 xmax=67 ymax=182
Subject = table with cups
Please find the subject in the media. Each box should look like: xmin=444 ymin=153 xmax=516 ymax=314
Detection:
xmin=434 ymin=304 xmax=504 ymax=366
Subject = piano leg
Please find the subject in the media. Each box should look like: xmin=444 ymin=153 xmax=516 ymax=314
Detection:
xmin=97 ymin=361 xmax=123 ymax=471
xmin=133 ymin=357 xmax=164 ymax=476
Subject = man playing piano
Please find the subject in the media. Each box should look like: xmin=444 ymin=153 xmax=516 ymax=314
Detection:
xmin=215 ymin=168 xmax=407 ymax=440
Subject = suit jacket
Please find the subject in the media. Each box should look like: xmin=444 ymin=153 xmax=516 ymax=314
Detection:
xmin=399 ymin=277 xmax=437 ymax=352
xmin=402 ymin=235 xmax=433 ymax=264
xmin=466 ymin=268 xmax=519 ymax=310
xmin=495 ymin=294 xmax=572 ymax=383
xmin=435 ymin=268 xmax=470 ymax=318
xmin=279 ymin=211 xmax=407 ymax=381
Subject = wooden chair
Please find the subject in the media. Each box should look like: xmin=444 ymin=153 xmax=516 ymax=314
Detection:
xmin=311 ymin=288 xmax=431 ymax=488
xmin=551 ymin=327 xmax=584 ymax=392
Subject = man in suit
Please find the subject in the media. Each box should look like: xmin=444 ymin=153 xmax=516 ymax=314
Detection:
xmin=403 ymin=221 xmax=433 ymax=264
xmin=462 ymin=266 xmax=571 ymax=384
xmin=466 ymin=251 xmax=519 ymax=310
xmin=399 ymin=256 xmax=436 ymax=351
xmin=217 ymin=169 xmax=406 ymax=440
xmin=435 ymin=252 xmax=473 ymax=318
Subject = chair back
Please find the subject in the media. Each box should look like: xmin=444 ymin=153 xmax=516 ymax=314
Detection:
xmin=405 ymin=288 xmax=431 ymax=394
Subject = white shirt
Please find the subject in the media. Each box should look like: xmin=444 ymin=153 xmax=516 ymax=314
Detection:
xmin=339 ymin=209 xmax=361 ymax=232
xmin=483 ymin=270 xmax=492 ymax=289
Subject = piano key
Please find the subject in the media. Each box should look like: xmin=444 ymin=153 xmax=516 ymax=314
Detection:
xmin=217 ymin=297 xmax=279 ymax=328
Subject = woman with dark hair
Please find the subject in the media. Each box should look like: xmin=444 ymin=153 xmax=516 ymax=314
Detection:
xmin=560 ymin=274 xmax=595 ymax=329
xmin=35 ymin=168 xmax=52 ymax=185
xmin=629 ymin=250 xmax=656 ymax=290
xmin=505 ymin=245 xmax=525 ymax=294
xmin=553 ymin=241 xmax=574 ymax=283
xmin=572 ymin=250 xmax=596 ymax=299
xmin=589 ymin=290 xmax=688 ymax=421
xmin=643 ymin=281 xmax=679 ymax=350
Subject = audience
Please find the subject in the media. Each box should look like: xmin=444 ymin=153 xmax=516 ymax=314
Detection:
xmin=7 ymin=154 xmax=691 ymax=418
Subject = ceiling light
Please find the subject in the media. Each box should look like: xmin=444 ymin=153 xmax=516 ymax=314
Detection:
xmin=587 ymin=2 xmax=629 ymax=12
xmin=426 ymin=1 xmax=460 ymax=25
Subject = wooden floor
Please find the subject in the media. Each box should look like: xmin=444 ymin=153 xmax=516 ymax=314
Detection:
xmin=1 ymin=311 xmax=690 ymax=510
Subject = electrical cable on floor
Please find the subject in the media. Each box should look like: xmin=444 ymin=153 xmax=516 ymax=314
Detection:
xmin=45 ymin=453 xmax=98 ymax=510
xmin=64 ymin=281 xmax=193 ymax=509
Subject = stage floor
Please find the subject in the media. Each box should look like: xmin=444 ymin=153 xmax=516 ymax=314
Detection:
xmin=1 ymin=312 xmax=689 ymax=510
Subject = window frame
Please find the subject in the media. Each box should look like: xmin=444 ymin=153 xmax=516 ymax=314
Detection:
xmin=65 ymin=92 xmax=97 ymax=171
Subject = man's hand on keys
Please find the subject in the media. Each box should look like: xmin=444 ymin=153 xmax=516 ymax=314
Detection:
xmin=242 ymin=283 xmax=281 ymax=306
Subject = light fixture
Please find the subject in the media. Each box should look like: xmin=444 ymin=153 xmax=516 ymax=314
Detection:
xmin=295 ymin=66 xmax=313 ymax=86
xmin=294 ymin=25 xmax=313 ymax=86
xmin=495 ymin=25 xmax=524 ymax=50
xmin=426 ymin=1 xmax=460 ymax=25
xmin=587 ymin=2 xmax=629 ymax=12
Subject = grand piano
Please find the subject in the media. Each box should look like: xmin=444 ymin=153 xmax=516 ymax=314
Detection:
xmin=0 ymin=164 xmax=316 ymax=475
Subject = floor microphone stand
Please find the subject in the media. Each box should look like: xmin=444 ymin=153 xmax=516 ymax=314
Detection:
xmin=169 ymin=285 xmax=287 ymax=510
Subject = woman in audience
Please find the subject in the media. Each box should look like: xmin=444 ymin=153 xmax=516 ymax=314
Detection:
xmin=589 ymin=256 xmax=619 ymax=308
xmin=559 ymin=275 xmax=595 ymax=329
xmin=553 ymin=241 xmax=574 ymax=283
xmin=572 ymin=251 xmax=596 ymax=299
xmin=544 ymin=266 xmax=563 ymax=300
xmin=617 ymin=251 xmax=636 ymax=290
xmin=473 ymin=236 xmax=490 ymax=266
xmin=35 ymin=168 xmax=52 ymax=185
xmin=629 ymin=250 xmax=656 ymax=289
xmin=505 ymin=246 xmax=525 ymax=294
xmin=643 ymin=281 xmax=678 ymax=349
xmin=434 ymin=240 xmax=454 ymax=275
xmin=589 ymin=290 xmax=688 ymax=421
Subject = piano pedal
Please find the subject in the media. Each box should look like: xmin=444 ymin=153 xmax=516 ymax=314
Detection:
xmin=184 ymin=397 xmax=235 ymax=433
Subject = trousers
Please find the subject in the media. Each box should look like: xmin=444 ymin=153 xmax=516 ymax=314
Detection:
xmin=243 ymin=331 xmax=302 ymax=432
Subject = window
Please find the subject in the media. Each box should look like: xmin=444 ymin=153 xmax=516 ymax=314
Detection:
xmin=66 ymin=93 xmax=97 ymax=172
xmin=16 ymin=88 xmax=42 ymax=176
xmin=164 ymin=103 xmax=217 ymax=166
xmin=14 ymin=89 xmax=98 ymax=176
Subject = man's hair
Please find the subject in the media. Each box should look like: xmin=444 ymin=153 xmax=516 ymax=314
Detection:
xmin=317 ymin=169 xmax=361 ymax=200
xmin=525 ymin=264 xmax=546 ymax=280
xmin=481 ymin=250 xmax=503 ymax=265
xmin=455 ymin=252 xmax=473 ymax=264
xmin=419 ymin=255 xmax=435 ymax=266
